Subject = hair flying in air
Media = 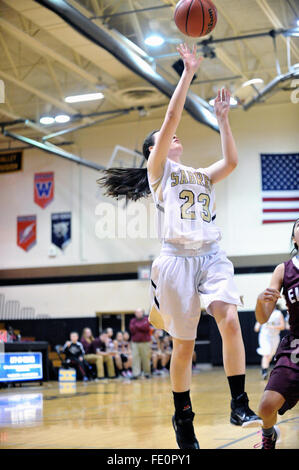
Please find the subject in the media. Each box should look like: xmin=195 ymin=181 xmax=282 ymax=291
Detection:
xmin=97 ymin=130 xmax=158 ymax=201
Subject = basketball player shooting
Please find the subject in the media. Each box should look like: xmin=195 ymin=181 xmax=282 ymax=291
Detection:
xmin=98 ymin=43 xmax=261 ymax=449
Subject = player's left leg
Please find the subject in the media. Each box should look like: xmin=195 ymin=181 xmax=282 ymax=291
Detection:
xmin=255 ymin=390 xmax=284 ymax=449
xmin=170 ymin=338 xmax=199 ymax=449
xmin=210 ymin=301 xmax=262 ymax=427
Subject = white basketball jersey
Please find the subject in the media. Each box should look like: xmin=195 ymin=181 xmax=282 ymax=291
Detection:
xmin=148 ymin=158 xmax=222 ymax=250
xmin=260 ymin=309 xmax=282 ymax=336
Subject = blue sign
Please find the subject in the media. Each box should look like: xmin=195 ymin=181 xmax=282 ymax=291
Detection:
xmin=0 ymin=352 xmax=43 ymax=382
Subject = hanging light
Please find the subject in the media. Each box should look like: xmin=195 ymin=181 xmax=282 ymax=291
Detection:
xmin=144 ymin=35 xmax=165 ymax=47
xmin=65 ymin=92 xmax=104 ymax=103
xmin=40 ymin=116 xmax=55 ymax=125
xmin=55 ymin=114 xmax=70 ymax=123
xmin=242 ymin=78 xmax=264 ymax=88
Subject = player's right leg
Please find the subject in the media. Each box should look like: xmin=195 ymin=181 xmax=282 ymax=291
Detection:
xmin=171 ymin=338 xmax=199 ymax=449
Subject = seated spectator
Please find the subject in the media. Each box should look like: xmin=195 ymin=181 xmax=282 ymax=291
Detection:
xmin=91 ymin=332 xmax=116 ymax=379
xmin=104 ymin=328 xmax=115 ymax=352
xmin=151 ymin=329 xmax=168 ymax=376
xmin=62 ymin=332 xmax=92 ymax=382
xmin=161 ymin=334 xmax=172 ymax=370
xmin=123 ymin=331 xmax=133 ymax=373
xmin=114 ymin=332 xmax=133 ymax=378
xmin=7 ymin=326 xmax=17 ymax=342
xmin=81 ymin=327 xmax=106 ymax=381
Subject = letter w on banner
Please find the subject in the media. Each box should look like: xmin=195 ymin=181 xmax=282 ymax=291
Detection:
xmin=17 ymin=215 xmax=37 ymax=252
xmin=34 ymin=172 xmax=54 ymax=208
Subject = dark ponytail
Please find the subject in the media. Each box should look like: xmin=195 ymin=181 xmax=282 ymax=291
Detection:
xmin=97 ymin=130 xmax=158 ymax=201
xmin=290 ymin=218 xmax=299 ymax=257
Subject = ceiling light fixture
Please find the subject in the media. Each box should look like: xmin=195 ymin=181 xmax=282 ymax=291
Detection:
xmin=283 ymin=27 xmax=299 ymax=37
xmin=40 ymin=116 xmax=55 ymax=125
xmin=55 ymin=114 xmax=70 ymax=123
xmin=242 ymin=78 xmax=264 ymax=88
xmin=144 ymin=35 xmax=165 ymax=47
xmin=65 ymin=92 xmax=104 ymax=103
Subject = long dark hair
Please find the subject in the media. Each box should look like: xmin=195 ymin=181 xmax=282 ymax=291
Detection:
xmin=291 ymin=218 xmax=299 ymax=256
xmin=97 ymin=130 xmax=158 ymax=201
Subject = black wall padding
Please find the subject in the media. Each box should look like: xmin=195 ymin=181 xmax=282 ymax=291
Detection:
xmin=208 ymin=311 xmax=288 ymax=366
xmin=5 ymin=317 xmax=99 ymax=349
xmin=35 ymin=0 xmax=219 ymax=132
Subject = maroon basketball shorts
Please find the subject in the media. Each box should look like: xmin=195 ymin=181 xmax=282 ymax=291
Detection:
xmin=265 ymin=334 xmax=299 ymax=415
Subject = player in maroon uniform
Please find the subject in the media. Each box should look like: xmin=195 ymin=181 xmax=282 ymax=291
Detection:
xmin=254 ymin=218 xmax=299 ymax=449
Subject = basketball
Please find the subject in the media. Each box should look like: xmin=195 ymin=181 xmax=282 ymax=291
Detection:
xmin=174 ymin=0 xmax=218 ymax=37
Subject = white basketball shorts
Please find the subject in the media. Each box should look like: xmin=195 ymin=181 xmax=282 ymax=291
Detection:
xmin=149 ymin=244 xmax=243 ymax=341
xmin=257 ymin=332 xmax=280 ymax=357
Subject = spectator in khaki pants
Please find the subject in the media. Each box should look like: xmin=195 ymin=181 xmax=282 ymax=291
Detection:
xmin=81 ymin=328 xmax=106 ymax=380
xmin=92 ymin=332 xmax=116 ymax=379
xmin=129 ymin=308 xmax=151 ymax=379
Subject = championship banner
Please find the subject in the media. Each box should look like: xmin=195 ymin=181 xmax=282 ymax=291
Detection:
xmin=0 ymin=152 xmax=22 ymax=173
xmin=17 ymin=215 xmax=37 ymax=252
xmin=34 ymin=172 xmax=54 ymax=209
xmin=51 ymin=212 xmax=71 ymax=250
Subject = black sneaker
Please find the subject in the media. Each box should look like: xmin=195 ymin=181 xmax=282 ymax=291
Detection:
xmin=230 ymin=392 xmax=263 ymax=427
xmin=172 ymin=412 xmax=200 ymax=449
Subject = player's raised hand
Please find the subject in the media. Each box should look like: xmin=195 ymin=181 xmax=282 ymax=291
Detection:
xmin=214 ymin=88 xmax=231 ymax=122
xmin=258 ymin=288 xmax=281 ymax=304
xmin=177 ymin=43 xmax=203 ymax=74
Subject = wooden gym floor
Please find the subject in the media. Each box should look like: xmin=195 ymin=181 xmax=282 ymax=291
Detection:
xmin=0 ymin=366 xmax=298 ymax=449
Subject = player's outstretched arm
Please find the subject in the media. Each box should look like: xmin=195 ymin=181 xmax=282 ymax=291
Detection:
xmin=255 ymin=263 xmax=284 ymax=324
xmin=147 ymin=43 xmax=203 ymax=183
xmin=205 ymin=88 xmax=238 ymax=184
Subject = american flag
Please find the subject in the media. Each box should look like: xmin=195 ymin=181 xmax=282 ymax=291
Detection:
xmin=261 ymin=153 xmax=299 ymax=224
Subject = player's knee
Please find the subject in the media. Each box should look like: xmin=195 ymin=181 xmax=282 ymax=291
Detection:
xmin=174 ymin=344 xmax=194 ymax=362
xmin=258 ymin=398 xmax=276 ymax=418
xmin=223 ymin=314 xmax=240 ymax=336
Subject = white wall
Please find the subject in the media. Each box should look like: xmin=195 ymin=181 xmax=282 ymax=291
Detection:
xmin=0 ymin=101 xmax=297 ymax=319
xmin=0 ymin=271 xmax=288 ymax=320
xmin=1 ymin=101 xmax=298 ymax=271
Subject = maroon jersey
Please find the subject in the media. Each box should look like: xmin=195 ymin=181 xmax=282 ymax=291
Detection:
xmin=282 ymin=258 xmax=299 ymax=337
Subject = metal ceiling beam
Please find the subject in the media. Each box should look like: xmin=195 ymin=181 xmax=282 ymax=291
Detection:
xmin=0 ymin=16 xmax=118 ymax=107
xmin=0 ymin=7 xmax=123 ymax=108
xmin=0 ymin=107 xmax=71 ymax=142
xmin=0 ymin=68 xmax=77 ymax=115
xmin=2 ymin=129 xmax=105 ymax=171
xmin=34 ymin=0 xmax=219 ymax=132
xmin=256 ymin=0 xmax=299 ymax=61
xmin=90 ymin=4 xmax=171 ymax=20
xmin=243 ymin=69 xmax=299 ymax=110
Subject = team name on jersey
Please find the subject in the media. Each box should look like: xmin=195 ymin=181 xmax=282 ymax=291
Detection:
xmin=288 ymin=286 xmax=299 ymax=304
xmin=171 ymin=170 xmax=211 ymax=191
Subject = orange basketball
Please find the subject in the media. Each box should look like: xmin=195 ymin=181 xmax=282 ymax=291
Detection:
xmin=174 ymin=0 xmax=218 ymax=38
